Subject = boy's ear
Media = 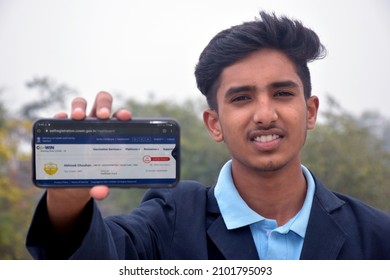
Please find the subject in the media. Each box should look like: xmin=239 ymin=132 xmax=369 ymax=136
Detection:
xmin=307 ymin=95 xmax=319 ymax=130
xmin=203 ymin=109 xmax=224 ymax=142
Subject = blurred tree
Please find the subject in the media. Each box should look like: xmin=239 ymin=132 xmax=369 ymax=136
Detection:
xmin=302 ymin=96 xmax=390 ymax=213
xmin=0 ymin=76 xmax=78 ymax=259
xmin=0 ymin=111 xmax=40 ymax=259
xmin=0 ymin=88 xmax=6 ymax=127
xmin=20 ymin=77 xmax=77 ymax=120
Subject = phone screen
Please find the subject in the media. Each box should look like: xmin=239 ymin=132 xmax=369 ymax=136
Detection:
xmin=32 ymin=118 xmax=180 ymax=188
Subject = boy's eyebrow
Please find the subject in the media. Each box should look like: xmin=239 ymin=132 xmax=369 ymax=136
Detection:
xmin=224 ymin=85 xmax=256 ymax=97
xmin=224 ymin=80 xmax=300 ymax=97
xmin=269 ymin=80 xmax=300 ymax=89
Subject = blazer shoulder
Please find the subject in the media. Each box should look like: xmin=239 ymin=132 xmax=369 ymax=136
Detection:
xmin=305 ymin=175 xmax=390 ymax=259
xmin=142 ymin=180 xmax=210 ymax=200
xmin=140 ymin=180 xmax=214 ymax=213
xmin=334 ymin=191 xmax=390 ymax=228
xmin=314 ymin=176 xmax=390 ymax=229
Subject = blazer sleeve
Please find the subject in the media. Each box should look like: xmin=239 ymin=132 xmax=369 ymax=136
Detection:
xmin=26 ymin=186 xmax=182 ymax=260
xmin=26 ymin=192 xmax=94 ymax=259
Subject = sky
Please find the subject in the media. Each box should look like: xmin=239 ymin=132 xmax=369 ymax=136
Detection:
xmin=0 ymin=0 xmax=389 ymax=119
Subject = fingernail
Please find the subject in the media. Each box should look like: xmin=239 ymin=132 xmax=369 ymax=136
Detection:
xmin=73 ymin=107 xmax=83 ymax=114
xmin=99 ymin=107 xmax=110 ymax=118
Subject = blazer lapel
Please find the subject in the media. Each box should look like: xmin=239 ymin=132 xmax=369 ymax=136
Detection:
xmin=206 ymin=187 xmax=259 ymax=260
xmin=205 ymin=175 xmax=348 ymax=260
xmin=300 ymin=178 xmax=347 ymax=260
xmin=207 ymin=216 xmax=259 ymax=259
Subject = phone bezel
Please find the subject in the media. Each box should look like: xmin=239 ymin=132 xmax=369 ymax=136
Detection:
xmin=32 ymin=118 xmax=180 ymax=188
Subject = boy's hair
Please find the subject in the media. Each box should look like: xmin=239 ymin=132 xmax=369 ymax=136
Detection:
xmin=195 ymin=11 xmax=326 ymax=110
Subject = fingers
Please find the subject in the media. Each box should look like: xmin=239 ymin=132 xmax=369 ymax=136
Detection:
xmin=88 ymin=91 xmax=113 ymax=119
xmin=71 ymin=97 xmax=88 ymax=120
xmin=113 ymin=108 xmax=132 ymax=121
xmin=69 ymin=91 xmax=112 ymax=120
xmin=90 ymin=186 xmax=110 ymax=200
xmin=54 ymin=112 xmax=68 ymax=118
xmin=68 ymin=91 xmax=132 ymax=121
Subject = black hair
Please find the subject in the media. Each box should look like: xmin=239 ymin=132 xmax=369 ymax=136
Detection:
xmin=194 ymin=11 xmax=326 ymax=110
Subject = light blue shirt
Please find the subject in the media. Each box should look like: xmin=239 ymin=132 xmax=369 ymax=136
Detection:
xmin=214 ymin=160 xmax=315 ymax=260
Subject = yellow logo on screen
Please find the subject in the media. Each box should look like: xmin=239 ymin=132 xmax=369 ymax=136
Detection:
xmin=44 ymin=162 xmax=58 ymax=175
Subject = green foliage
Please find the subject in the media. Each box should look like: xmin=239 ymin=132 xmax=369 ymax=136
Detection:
xmin=0 ymin=117 xmax=41 ymax=259
xmin=302 ymin=97 xmax=390 ymax=212
xmin=0 ymin=176 xmax=38 ymax=259
xmin=0 ymin=89 xmax=6 ymax=127
xmin=0 ymin=78 xmax=77 ymax=258
xmin=21 ymin=77 xmax=76 ymax=120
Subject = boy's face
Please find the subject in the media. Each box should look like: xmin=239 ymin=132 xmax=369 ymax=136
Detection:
xmin=203 ymin=49 xmax=319 ymax=174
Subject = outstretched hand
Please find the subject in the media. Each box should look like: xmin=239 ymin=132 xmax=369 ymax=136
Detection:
xmin=55 ymin=91 xmax=132 ymax=200
xmin=47 ymin=92 xmax=132 ymax=232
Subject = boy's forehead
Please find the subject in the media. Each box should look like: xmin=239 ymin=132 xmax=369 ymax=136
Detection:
xmin=217 ymin=49 xmax=303 ymax=92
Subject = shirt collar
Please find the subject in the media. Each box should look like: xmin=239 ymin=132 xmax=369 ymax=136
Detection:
xmin=214 ymin=160 xmax=315 ymax=237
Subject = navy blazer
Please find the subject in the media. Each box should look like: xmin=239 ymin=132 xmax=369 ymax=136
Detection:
xmin=27 ymin=176 xmax=390 ymax=259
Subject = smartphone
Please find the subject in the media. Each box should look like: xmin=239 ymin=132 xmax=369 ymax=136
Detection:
xmin=32 ymin=118 xmax=180 ymax=188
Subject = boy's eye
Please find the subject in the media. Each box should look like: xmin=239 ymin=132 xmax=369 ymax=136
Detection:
xmin=275 ymin=91 xmax=293 ymax=97
xmin=231 ymin=95 xmax=250 ymax=103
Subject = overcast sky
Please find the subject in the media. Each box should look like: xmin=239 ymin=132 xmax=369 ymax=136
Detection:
xmin=0 ymin=0 xmax=389 ymax=119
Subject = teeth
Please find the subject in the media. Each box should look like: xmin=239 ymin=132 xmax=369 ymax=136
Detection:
xmin=254 ymin=134 xmax=279 ymax=143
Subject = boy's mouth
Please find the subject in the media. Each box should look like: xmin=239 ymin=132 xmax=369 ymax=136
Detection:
xmin=253 ymin=134 xmax=281 ymax=143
